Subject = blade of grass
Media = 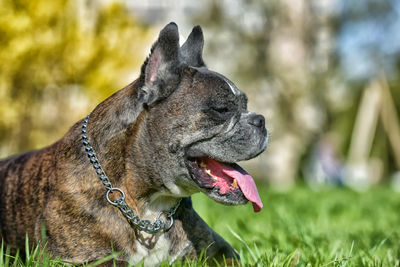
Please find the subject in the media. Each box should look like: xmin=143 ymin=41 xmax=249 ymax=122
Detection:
xmin=25 ymin=234 xmax=30 ymax=265
xmin=86 ymin=252 xmax=121 ymax=267
xmin=4 ymin=246 xmax=10 ymax=267
xmin=228 ymin=226 xmax=257 ymax=264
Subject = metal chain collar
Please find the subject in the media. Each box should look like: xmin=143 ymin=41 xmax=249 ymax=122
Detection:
xmin=81 ymin=114 xmax=181 ymax=234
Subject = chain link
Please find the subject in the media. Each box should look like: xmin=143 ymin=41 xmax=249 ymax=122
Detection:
xmin=81 ymin=114 xmax=181 ymax=234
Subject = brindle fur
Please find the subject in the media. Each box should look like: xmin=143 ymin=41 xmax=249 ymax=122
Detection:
xmin=0 ymin=23 xmax=267 ymax=265
xmin=0 ymin=80 xmax=235 ymax=265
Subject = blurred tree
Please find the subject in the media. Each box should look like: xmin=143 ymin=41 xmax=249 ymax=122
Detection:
xmin=0 ymin=0 xmax=154 ymax=157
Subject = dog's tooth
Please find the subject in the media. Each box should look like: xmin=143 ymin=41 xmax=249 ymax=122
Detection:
xmin=232 ymin=179 xmax=238 ymax=187
xmin=205 ymin=169 xmax=217 ymax=180
xmin=200 ymin=161 xmax=206 ymax=168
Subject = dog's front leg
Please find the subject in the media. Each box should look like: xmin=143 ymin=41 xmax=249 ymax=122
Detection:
xmin=167 ymin=197 xmax=239 ymax=265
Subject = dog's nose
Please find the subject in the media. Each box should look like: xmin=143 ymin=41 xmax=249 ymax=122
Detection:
xmin=249 ymin=114 xmax=265 ymax=129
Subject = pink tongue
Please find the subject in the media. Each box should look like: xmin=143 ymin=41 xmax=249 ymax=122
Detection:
xmin=203 ymin=158 xmax=263 ymax=212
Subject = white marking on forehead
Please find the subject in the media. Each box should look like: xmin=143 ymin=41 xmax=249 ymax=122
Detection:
xmin=224 ymin=78 xmax=240 ymax=95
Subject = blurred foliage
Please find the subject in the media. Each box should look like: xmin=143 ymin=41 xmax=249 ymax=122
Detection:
xmin=0 ymin=0 xmax=154 ymax=157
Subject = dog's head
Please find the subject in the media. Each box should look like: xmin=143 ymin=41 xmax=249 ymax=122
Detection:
xmin=135 ymin=23 xmax=268 ymax=212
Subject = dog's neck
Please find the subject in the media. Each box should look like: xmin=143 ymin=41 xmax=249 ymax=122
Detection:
xmin=87 ymin=80 xmax=143 ymax=151
xmin=80 ymin=80 xmax=179 ymax=216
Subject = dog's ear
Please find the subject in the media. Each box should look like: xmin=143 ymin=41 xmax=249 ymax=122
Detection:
xmin=139 ymin=22 xmax=181 ymax=105
xmin=181 ymin=25 xmax=205 ymax=67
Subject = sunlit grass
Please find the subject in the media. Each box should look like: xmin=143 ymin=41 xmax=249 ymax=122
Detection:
xmin=191 ymin=184 xmax=400 ymax=266
xmin=2 ymin=185 xmax=399 ymax=266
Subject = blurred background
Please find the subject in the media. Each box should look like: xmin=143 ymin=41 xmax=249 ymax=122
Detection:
xmin=1 ymin=0 xmax=399 ymax=190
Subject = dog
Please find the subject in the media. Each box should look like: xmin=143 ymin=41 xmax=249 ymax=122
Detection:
xmin=0 ymin=22 xmax=268 ymax=266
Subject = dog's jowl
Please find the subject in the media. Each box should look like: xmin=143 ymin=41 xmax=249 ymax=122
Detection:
xmin=0 ymin=22 xmax=268 ymax=265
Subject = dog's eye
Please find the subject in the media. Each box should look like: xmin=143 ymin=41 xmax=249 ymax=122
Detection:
xmin=201 ymin=106 xmax=233 ymax=121
xmin=206 ymin=106 xmax=233 ymax=121
xmin=211 ymin=107 xmax=230 ymax=114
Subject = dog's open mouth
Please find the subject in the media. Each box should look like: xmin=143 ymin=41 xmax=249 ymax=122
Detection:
xmin=186 ymin=158 xmax=263 ymax=212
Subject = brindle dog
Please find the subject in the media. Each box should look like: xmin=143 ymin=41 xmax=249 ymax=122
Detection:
xmin=0 ymin=23 xmax=268 ymax=266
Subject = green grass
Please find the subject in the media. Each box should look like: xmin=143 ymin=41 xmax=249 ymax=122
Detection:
xmin=192 ymin=185 xmax=400 ymax=266
xmin=2 ymin=185 xmax=400 ymax=266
